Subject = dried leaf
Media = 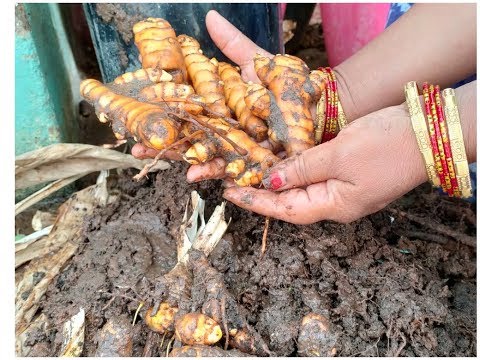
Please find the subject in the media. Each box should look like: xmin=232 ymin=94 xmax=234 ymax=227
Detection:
xmin=15 ymin=225 xmax=53 ymax=252
xmin=15 ymin=176 xmax=117 ymax=268
xmin=194 ymin=201 xmax=229 ymax=256
xmin=16 ymin=143 xmax=170 ymax=189
xmin=15 ymin=242 xmax=79 ymax=336
xmin=60 ymin=308 xmax=85 ymax=357
xmin=15 ymin=314 xmax=48 ymax=356
xmin=15 ymin=173 xmax=87 ymax=215
xmin=178 ymin=191 xmax=229 ymax=265
xmin=32 ymin=210 xmax=57 ymax=231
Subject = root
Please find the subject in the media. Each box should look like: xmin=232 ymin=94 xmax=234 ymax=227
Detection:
xmin=388 ymin=208 xmax=475 ymax=247
xmin=261 ymin=216 xmax=270 ymax=258
xmin=133 ymin=130 xmax=203 ymax=181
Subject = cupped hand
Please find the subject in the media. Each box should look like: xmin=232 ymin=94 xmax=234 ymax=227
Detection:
xmin=222 ymin=104 xmax=429 ymax=224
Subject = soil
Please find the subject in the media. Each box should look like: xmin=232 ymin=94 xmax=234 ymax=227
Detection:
xmin=26 ymin=162 xmax=476 ymax=357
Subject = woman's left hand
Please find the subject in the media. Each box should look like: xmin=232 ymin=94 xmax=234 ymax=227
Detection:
xmin=221 ymin=104 xmax=428 ymax=224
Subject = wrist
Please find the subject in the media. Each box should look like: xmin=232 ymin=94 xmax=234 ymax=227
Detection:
xmin=395 ymin=103 xmax=431 ymax=187
xmin=332 ymin=65 xmax=361 ymax=123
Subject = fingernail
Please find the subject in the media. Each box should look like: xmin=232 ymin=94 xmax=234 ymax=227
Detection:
xmin=263 ymin=171 xmax=285 ymax=190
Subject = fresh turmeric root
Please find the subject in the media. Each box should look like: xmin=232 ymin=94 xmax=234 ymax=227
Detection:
xmin=188 ymin=250 xmax=272 ymax=356
xmin=133 ymin=18 xmax=187 ymax=83
xmin=245 ymin=54 xmax=326 ymax=157
xmin=80 ymin=79 xmax=179 ymax=150
xmin=81 ymin=19 xmax=327 ymax=187
xmin=179 ymin=115 xmax=280 ymax=186
xmin=218 ymin=62 xmax=268 ymax=142
xmin=177 ymin=34 xmax=231 ymax=117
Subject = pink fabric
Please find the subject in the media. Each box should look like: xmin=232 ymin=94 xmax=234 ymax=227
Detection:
xmin=279 ymin=3 xmax=287 ymax=21
xmin=320 ymin=3 xmax=391 ymax=67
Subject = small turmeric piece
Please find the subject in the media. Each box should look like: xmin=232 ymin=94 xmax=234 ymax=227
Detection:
xmin=218 ymin=62 xmax=268 ymax=142
xmin=144 ymin=303 xmax=179 ymax=334
xmin=133 ymin=18 xmax=187 ymax=83
xmin=177 ymin=34 xmax=231 ymax=117
xmin=174 ymin=313 xmax=223 ymax=346
xmin=80 ymin=79 xmax=179 ymax=150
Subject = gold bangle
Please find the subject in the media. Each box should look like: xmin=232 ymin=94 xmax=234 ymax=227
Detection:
xmin=337 ymin=101 xmax=348 ymax=130
xmin=315 ymin=90 xmax=326 ymax=143
xmin=404 ymin=81 xmax=441 ymax=187
xmin=441 ymin=88 xmax=472 ymax=198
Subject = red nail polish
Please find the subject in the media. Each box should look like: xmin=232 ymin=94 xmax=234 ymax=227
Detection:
xmin=268 ymin=172 xmax=283 ymax=190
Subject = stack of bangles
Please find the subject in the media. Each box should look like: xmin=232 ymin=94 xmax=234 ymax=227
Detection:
xmin=315 ymin=67 xmax=348 ymax=143
xmin=404 ymin=81 xmax=472 ymax=198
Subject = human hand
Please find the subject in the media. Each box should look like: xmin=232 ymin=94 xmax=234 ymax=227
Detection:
xmin=205 ymin=9 xmax=273 ymax=83
xmin=221 ymin=104 xmax=429 ymax=224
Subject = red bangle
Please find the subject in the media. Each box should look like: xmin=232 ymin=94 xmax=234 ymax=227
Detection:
xmin=434 ymin=85 xmax=460 ymax=196
xmin=422 ymin=83 xmax=447 ymax=192
xmin=428 ymin=84 xmax=452 ymax=195
xmin=320 ymin=67 xmax=338 ymax=142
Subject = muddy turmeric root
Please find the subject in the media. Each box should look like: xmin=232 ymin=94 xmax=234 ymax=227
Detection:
xmin=133 ymin=18 xmax=187 ymax=83
xmin=245 ymin=54 xmax=325 ymax=157
xmin=169 ymin=345 xmax=249 ymax=357
xmin=144 ymin=303 xmax=179 ymax=334
xmin=175 ymin=313 xmax=223 ymax=346
xmin=188 ymin=250 xmax=272 ymax=356
xmin=80 ymin=79 xmax=179 ymax=150
xmin=181 ymin=116 xmax=279 ymax=186
xmin=113 ymin=68 xmax=173 ymax=85
xmin=218 ymin=62 xmax=268 ymax=142
xmin=177 ymin=34 xmax=231 ymax=117
xmin=109 ymin=69 xmax=173 ymax=101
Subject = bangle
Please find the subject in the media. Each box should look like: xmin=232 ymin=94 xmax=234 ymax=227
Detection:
xmin=422 ymin=83 xmax=447 ymax=190
xmin=404 ymin=81 xmax=441 ymax=187
xmin=315 ymin=90 xmax=326 ymax=143
xmin=426 ymin=83 xmax=452 ymax=195
xmin=316 ymin=67 xmax=347 ymax=143
xmin=441 ymin=88 xmax=473 ymax=198
xmin=434 ymin=85 xmax=460 ymax=197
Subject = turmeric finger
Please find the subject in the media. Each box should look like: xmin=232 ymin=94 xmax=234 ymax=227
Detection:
xmin=218 ymin=62 xmax=268 ymax=142
xmin=133 ymin=18 xmax=187 ymax=83
xmin=177 ymin=34 xmax=230 ymax=117
xmin=113 ymin=68 xmax=172 ymax=85
xmin=182 ymin=116 xmax=279 ymax=186
xmin=80 ymin=79 xmax=179 ymax=150
xmin=247 ymin=54 xmax=326 ymax=157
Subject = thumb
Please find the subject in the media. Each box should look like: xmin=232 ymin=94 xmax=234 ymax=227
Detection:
xmin=205 ymin=10 xmax=272 ymax=82
xmin=262 ymin=141 xmax=337 ymax=191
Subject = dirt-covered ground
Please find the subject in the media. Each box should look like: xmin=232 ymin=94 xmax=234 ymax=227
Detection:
xmin=25 ymin=161 xmax=476 ymax=357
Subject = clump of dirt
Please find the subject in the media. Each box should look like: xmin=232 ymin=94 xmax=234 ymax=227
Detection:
xmin=95 ymin=3 xmax=144 ymax=44
xmin=28 ymin=163 xmax=476 ymax=357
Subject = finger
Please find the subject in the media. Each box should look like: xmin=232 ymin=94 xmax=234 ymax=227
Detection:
xmin=131 ymin=143 xmax=158 ymax=159
xmin=261 ymin=141 xmax=337 ymax=191
xmin=222 ymin=181 xmax=342 ymax=224
xmin=186 ymin=158 xmax=227 ymax=182
xmin=131 ymin=143 xmax=184 ymax=161
xmin=205 ymin=10 xmax=272 ymax=82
